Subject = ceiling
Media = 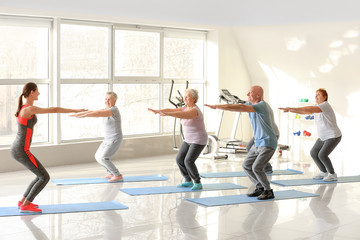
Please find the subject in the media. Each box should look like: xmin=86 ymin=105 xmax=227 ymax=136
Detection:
xmin=1 ymin=0 xmax=360 ymax=27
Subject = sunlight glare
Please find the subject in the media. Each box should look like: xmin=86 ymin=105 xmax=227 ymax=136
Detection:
xmin=318 ymin=62 xmax=334 ymax=73
xmin=285 ymin=36 xmax=306 ymax=51
xmin=329 ymin=40 xmax=343 ymax=48
xmin=343 ymin=29 xmax=359 ymax=38
xmin=346 ymin=91 xmax=360 ymax=116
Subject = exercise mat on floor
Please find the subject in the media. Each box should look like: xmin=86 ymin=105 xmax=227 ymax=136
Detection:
xmin=270 ymin=175 xmax=360 ymax=186
xmin=120 ymin=183 xmax=247 ymax=196
xmin=185 ymin=190 xmax=318 ymax=207
xmin=0 ymin=201 xmax=128 ymax=217
xmin=200 ymin=169 xmax=303 ymax=178
xmin=52 ymin=174 xmax=168 ymax=185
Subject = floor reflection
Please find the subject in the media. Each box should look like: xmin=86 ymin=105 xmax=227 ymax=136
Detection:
xmin=176 ymin=192 xmax=208 ymax=240
xmin=241 ymin=184 xmax=279 ymax=240
xmin=101 ymin=183 xmax=124 ymax=240
xmin=21 ymin=215 xmax=49 ymax=240
xmin=309 ymin=185 xmax=339 ymax=239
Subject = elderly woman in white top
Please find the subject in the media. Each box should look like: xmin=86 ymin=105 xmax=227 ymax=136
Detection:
xmin=279 ymin=88 xmax=342 ymax=181
xmin=72 ymin=91 xmax=123 ymax=182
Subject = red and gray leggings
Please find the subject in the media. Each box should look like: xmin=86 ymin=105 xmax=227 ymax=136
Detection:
xmin=10 ymin=147 xmax=50 ymax=202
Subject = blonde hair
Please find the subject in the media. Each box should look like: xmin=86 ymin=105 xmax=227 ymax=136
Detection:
xmin=184 ymin=89 xmax=199 ymax=103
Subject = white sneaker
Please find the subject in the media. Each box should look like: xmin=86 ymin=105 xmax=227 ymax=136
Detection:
xmin=323 ymin=173 xmax=337 ymax=181
xmin=313 ymin=171 xmax=328 ymax=179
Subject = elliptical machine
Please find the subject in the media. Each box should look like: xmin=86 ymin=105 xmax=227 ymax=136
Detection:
xmin=168 ymin=80 xmax=188 ymax=150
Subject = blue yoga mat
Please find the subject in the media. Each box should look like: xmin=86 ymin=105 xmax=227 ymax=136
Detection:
xmin=0 ymin=201 xmax=128 ymax=217
xmin=270 ymin=175 xmax=360 ymax=186
xmin=52 ymin=174 xmax=168 ymax=185
xmin=200 ymin=169 xmax=303 ymax=178
xmin=120 ymin=183 xmax=247 ymax=196
xmin=185 ymin=190 xmax=318 ymax=207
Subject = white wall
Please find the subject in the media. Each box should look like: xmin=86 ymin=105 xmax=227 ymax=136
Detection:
xmin=205 ymin=28 xmax=252 ymax=142
xmin=232 ymin=22 xmax=360 ymax=174
xmin=215 ymin=28 xmax=252 ymax=141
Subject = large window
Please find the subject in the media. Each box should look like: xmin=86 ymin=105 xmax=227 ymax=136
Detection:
xmin=0 ymin=25 xmax=49 ymax=79
xmin=0 ymin=16 xmax=206 ymax=146
xmin=0 ymin=18 xmax=50 ymax=146
xmin=60 ymin=84 xmax=108 ymax=141
xmin=164 ymin=36 xmax=204 ymax=80
xmin=60 ymin=24 xmax=109 ymax=79
xmin=115 ymin=30 xmax=160 ymax=77
xmin=113 ymin=84 xmax=160 ymax=135
xmin=59 ymin=23 xmax=111 ymax=141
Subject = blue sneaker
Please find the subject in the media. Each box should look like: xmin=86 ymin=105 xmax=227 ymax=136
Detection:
xmin=191 ymin=183 xmax=203 ymax=190
xmin=177 ymin=182 xmax=194 ymax=188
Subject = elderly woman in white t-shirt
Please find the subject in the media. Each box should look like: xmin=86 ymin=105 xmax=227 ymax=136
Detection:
xmin=279 ymin=88 xmax=342 ymax=181
xmin=148 ymin=89 xmax=208 ymax=190
xmin=72 ymin=91 xmax=123 ymax=182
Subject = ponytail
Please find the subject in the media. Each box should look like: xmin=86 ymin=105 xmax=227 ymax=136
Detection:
xmin=14 ymin=82 xmax=38 ymax=117
xmin=15 ymin=94 xmax=24 ymax=117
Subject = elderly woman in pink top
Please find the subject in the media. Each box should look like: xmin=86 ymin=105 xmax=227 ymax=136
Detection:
xmin=148 ymin=88 xmax=208 ymax=190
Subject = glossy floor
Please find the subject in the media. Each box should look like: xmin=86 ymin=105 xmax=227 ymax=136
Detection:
xmin=0 ymin=153 xmax=359 ymax=240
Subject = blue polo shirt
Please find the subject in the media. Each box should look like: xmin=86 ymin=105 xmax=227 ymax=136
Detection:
xmin=247 ymin=101 xmax=277 ymax=149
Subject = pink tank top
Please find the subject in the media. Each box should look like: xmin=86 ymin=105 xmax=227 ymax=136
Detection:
xmin=180 ymin=106 xmax=208 ymax=145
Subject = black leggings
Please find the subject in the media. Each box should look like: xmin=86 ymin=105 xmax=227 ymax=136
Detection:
xmin=176 ymin=142 xmax=205 ymax=184
xmin=11 ymin=148 xmax=50 ymax=202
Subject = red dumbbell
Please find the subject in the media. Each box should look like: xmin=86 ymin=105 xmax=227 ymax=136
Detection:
xmin=303 ymin=130 xmax=311 ymax=137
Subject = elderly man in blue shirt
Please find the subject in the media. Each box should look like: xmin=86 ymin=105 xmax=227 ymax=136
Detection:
xmin=205 ymin=85 xmax=277 ymax=200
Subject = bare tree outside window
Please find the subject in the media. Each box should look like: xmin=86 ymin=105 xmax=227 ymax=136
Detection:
xmin=113 ymin=84 xmax=160 ymax=135
xmin=164 ymin=38 xmax=204 ymax=80
xmin=60 ymin=84 xmax=108 ymax=140
xmin=115 ymin=30 xmax=160 ymax=77
xmin=0 ymin=26 xmax=48 ymax=79
xmin=60 ymin=24 xmax=109 ymax=79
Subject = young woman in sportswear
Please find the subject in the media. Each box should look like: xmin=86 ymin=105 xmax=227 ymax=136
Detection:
xmin=11 ymin=82 xmax=85 ymax=213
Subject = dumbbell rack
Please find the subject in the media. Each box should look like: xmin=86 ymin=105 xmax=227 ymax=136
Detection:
xmin=279 ymin=101 xmax=317 ymax=162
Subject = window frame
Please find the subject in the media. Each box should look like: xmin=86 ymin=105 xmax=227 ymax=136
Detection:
xmin=0 ymin=16 xmax=52 ymax=147
xmin=0 ymin=15 xmax=207 ymax=147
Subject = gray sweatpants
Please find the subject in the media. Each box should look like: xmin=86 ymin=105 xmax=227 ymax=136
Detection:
xmin=310 ymin=136 xmax=341 ymax=174
xmin=176 ymin=141 xmax=205 ymax=184
xmin=242 ymin=145 xmax=275 ymax=190
xmin=95 ymin=139 xmax=122 ymax=177
xmin=246 ymin=137 xmax=274 ymax=172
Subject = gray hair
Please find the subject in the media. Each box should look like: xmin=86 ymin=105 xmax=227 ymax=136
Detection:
xmin=106 ymin=91 xmax=118 ymax=101
xmin=184 ymin=88 xmax=199 ymax=103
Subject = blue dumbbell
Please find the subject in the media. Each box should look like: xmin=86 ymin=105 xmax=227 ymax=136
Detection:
xmin=293 ymin=131 xmax=301 ymax=136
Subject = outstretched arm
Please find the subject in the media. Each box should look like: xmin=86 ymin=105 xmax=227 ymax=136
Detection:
xmin=22 ymin=106 xmax=86 ymax=118
xmin=148 ymin=107 xmax=197 ymax=119
xmin=279 ymin=106 xmax=322 ymax=114
xmin=148 ymin=108 xmax=183 ymax=115
xmin=205 ymin=104 xmax=255 ymax=112
xmin=71 ymin=109 xmax=113 ymax=118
